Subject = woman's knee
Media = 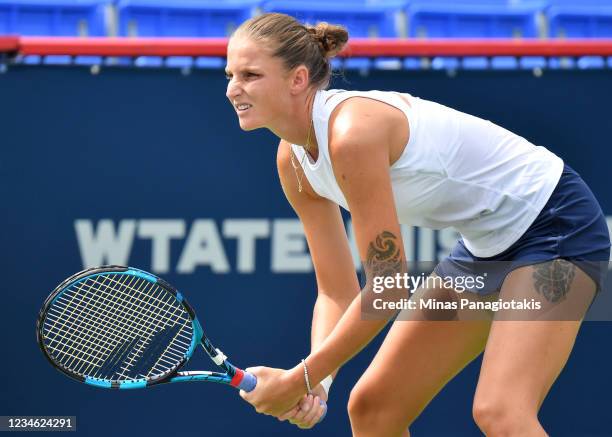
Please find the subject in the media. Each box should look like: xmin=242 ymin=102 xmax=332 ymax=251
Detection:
xmin=472 ymin=395 xmax=541 ymax=436
xmin=348 ymin=380 xmax=418 ymax=430
xmin=347 ymin=382 xmax=379 ymax=425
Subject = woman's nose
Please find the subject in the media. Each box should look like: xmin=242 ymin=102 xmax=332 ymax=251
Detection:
xmin=226 ymin=80 xmax=241 ymax=100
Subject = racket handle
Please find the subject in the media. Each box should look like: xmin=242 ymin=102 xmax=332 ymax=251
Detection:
xmin=237 ymin=370 xmax=257 ymax=392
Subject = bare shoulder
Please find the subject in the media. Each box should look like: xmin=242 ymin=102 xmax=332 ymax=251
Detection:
xmin=327 ymin=96 xmax=408 ymax=166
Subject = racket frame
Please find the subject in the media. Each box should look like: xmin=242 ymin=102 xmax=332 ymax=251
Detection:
xmin=37 ymin=265 xmax=252 ymax=390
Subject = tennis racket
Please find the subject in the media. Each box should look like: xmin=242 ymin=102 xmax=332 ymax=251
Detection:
xmin=36 ymin=265 xmax=257 ymax=391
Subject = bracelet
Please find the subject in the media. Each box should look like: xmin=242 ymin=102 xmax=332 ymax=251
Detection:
xmin=320 ymin=375 xmax=333 ymax=396
xmin=301 ymin=359 xmax=313 ymax=394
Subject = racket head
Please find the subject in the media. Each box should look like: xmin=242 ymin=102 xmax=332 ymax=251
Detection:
xmin=37 ymin=266 xmax=203 ymax=389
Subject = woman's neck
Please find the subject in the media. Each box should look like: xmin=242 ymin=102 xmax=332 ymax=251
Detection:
xmin=270 ymin=90 xmax=319 ymax=161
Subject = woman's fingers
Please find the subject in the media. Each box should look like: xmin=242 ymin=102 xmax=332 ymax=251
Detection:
xmin=297 ymin=396 xmax=324 ymax=429
xmin=286 ymin=396 xmax=326 ymax=429
xmin=278 ymin=404 xmax=300 ymax=422
xmin=281 ymin=387 xmax=328 ymax=429
xmin=289 ymin=395 xmax=314 ymax=424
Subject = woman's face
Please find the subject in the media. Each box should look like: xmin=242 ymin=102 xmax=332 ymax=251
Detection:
xmin=225 ymin=36 xmax=292 ymax=131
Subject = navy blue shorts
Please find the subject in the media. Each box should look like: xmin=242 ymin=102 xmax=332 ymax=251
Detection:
xmin=434 ymin=165 xmax=611 ymax=295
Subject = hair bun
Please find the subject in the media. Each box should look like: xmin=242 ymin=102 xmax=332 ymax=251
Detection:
xmin=307 ymin=22 xmax=349 ymax=59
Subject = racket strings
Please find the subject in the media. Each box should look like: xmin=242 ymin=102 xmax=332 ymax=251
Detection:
xmin=45 ymin=275 xmax=170 ymax=373
xmin=42 ymin=273 xmax=193 ymax=382
xmin=140 ymin=315 xmax=190 ymax=379
xmin=95 ymin=276 xmax=193 ymax=379
xmin=92 ymin=275 xmax=189 ymax=379
xmin=48 ymin=276 xmax=183 ymax=363
xmin=79 ymin=274 xmax=190 ymax=379
xmin=46 ymin=274 xmax=190 ymax=379
xmin=79 ymin=276 xmax=176 ymax=378
xmin=45 ymin=279 xmax=121 ymax=371
xmin=44 ymin=275 xmax=167 ymax=377
xmin=46 ymin=275 xmax=159 ymax=369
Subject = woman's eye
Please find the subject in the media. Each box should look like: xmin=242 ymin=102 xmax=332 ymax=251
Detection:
xmin=225 ymin=72 xmax=258 ymax=81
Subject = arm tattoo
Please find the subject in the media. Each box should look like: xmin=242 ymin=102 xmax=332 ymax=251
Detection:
xmin=532 ymin=259 xmax=576 ymax=303
xmin=365 ymin=231 xmax=403 ymax=279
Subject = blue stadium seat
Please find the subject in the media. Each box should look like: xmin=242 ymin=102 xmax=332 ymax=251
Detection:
xmin=344 ymin=57 xmax=371 ymax=70
xmin=0 ymin=0 xmax=108 ymax=36
xmin=411 ymin=0 xmax=538 ymax=5
xmin=431 ymin=56 xmax=459 ymax=69
xmin=408 ymin=2 xmax=542 ymax=38
xmin=262 ymin=0 xmax=406 ymax=38
xmin=462 ymin=56 xmax=489 ymax=69
xmin=491 ymin=56 xmax=518 ymax=69
xmin=548 ymin=4 xmax=612 ymax=38
xmin=116 ymin=0 xmax=259 ymax=37
xmin=519 ymin=55 xmax=546 ymax=69
xmin=548 ymin=56 xmax=575 ymax=69
xmin=373 ymin=57 xmax=402 ymax=69
xmin=546 ymin=2 xmax=612 ymax=71
xmin=407 ymin=1 xmax=545 ymax=71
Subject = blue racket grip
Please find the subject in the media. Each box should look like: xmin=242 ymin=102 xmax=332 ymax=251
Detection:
xmin=237 ymin=371 xmax=257 ymax=392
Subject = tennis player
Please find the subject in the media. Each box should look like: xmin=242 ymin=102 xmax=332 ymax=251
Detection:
xmin=226 ymin=12 xmax=611 ymax=436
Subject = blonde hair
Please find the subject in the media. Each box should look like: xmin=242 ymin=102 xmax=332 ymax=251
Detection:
xmin=233 ymin=12 xmax=349 ymax=89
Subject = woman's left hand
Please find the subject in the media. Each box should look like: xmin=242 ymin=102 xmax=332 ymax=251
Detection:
xmin=279 ymin=382 xmax=328 ymax=429
xmin=239 ymin=365 xmax=306 ymax=418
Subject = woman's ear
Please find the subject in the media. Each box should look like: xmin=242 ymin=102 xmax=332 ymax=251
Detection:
xmin=289 ymin=65 xmax=310 ymax=95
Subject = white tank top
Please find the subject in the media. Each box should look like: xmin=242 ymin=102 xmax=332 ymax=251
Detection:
xmin=291 ymin=89 xmax=564 ymax=258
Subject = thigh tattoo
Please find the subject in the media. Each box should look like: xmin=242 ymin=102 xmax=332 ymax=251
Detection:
xmin=532 ymin=259 xmax=576 ymax=303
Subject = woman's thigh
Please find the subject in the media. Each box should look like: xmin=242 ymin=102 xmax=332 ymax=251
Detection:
xmin=351 ymin=282 xmax=492 ymax=431
xmin=475 ymin=260 xmax=596 ymax=414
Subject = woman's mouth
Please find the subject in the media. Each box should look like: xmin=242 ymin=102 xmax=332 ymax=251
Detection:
xmin=236 ymin=103 xmax=252 ymax=112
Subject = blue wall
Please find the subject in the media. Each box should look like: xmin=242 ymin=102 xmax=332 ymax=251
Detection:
xmin=1 ymin=65 xmax=610 ymax=436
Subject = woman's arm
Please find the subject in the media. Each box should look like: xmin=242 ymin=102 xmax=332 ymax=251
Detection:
xmin=276 ymin=139 xmax=361 ymax=368
xmin=270 ymin=140 xmax=363 ymax=427
xmin=242 ymin=98 xmax=409 ymax=417
xmin=304 ymin=97 xmax=408 ymax=388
